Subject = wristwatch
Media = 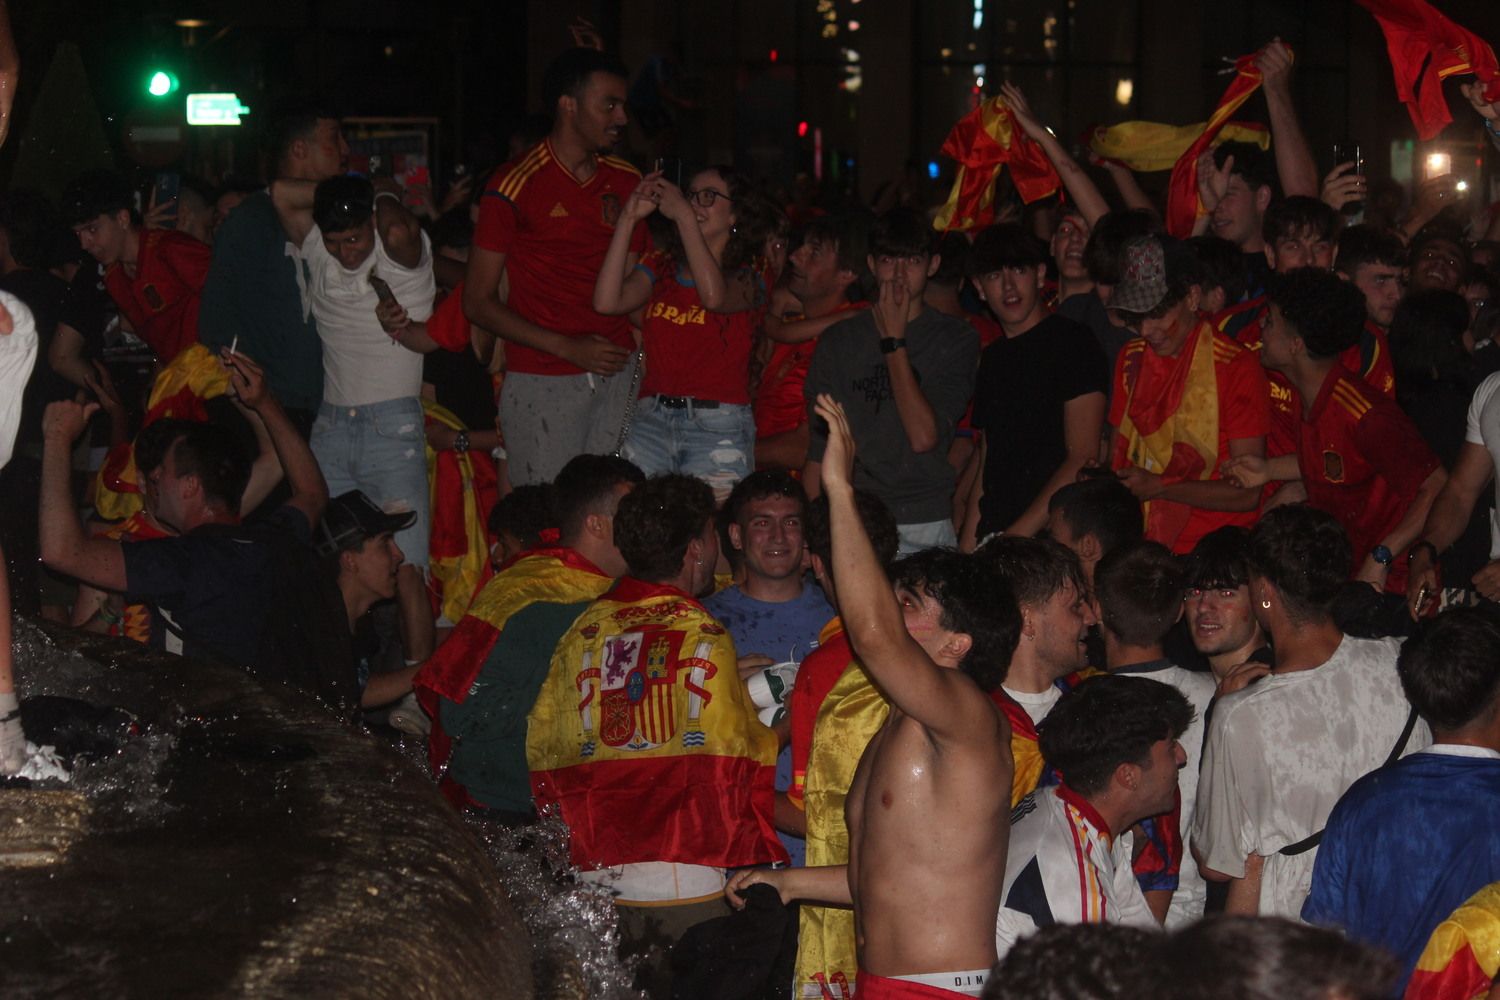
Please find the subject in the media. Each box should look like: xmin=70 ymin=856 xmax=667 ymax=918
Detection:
xmin=453 ymin=430 xmax=470 ymax=453
xmin=879 ymin=337 xmax=907 ymax=354
xmin=1371 ymin=544 xmax=1394 ymax=567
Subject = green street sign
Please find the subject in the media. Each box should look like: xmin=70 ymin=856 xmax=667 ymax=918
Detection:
xmin=186 ymin=93 xmax=250 ymax=126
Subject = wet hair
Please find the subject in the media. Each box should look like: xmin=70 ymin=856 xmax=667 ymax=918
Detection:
xmin=1390 ymin=289 xmax=1472 ymax=385
xmin=1183 ymin=526 xmax=1252 ymax=591
xmin=312 ymin=175 xmax=375 ymax=235
xmin=1094 ymin=541 xmax=1185 ymax=647
xmin=552 ymin=453 xmax=645 ymax=543
xmin=134 ymin=418 xmax=198 ymax=476
xmin=487 ymin=484 xmax=556 ymax=550
xmin=803 ymin=490 xmax=899 ymax=573
xmin=801 ymin=211 xmax=874 ymax=300
xmin=1245 ymin=505 xmax=1350 ymax=623
xmin=1267 ymin=266 xmax=1367 ymax=359
xmin=1212 ymin=141 xmax=1277 ymax=195
xmin=929 ymin=231 xmax=972 ymax=288
xmin=1164 ymin=915 xmax=1399 ymax=1000
xmin=869 ymin=206 xmax=935 ymax=259
xmin=541 ymin=48 xmax=629 ymax=117
xmin=1185 ymin=235 xmax=1248 ymax=306
xmin=61 ymin=168 xmax=134 ymax=227
xmin=267 ymin=96 xmax=340 ymax=176
xmin=1037 ymin=674 xmax=1192 ymax=797
xmin=968 ymin=223 xmax=1049 ymax=274
xmin=168 ymin=422 xmax=251 ymax=515
xmin=1335 ymin=225 xmax=1405 ymax=276
xmin=983 ymin=922 xmax=1159 ymax=1000
xmin=613 ymin=474 xmax=716 ymax=582
xmin=979 ymin=536 xmax=1089 ymax=612
xmin=1046 ymin=478 xmax=1143 ymax=558
xmin=722 ymin=469 xmax=805 ymax=528
xmin=1398 ymin=604 xmax=1500 ymax=733
xmin=891 ymin=549 xmax=1020 ymax=692
xmin=1261 ymin=195 xmax=1338 ymax=248
xmin=1082 ymin=209 xmax=1159 ymax=286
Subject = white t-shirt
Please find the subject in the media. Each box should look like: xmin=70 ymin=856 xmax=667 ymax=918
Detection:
xmin=1002 ymin=685 xmax=1062 ymax=728
xmin=1113 ymin=660 xmax=1216 ymax=928
xmin=1463 ymin=371 xmax=1500 ymax=557
xmin=302 ymin=222 xmax=435 ymax=407
xmin=0 ymin=289 xmax=37 ymax=470
xmin=1191 ymin=635 xmax=1431 ymax=919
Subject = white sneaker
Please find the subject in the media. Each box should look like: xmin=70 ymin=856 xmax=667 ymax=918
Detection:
xmin=386 ymin=693 xmax=431 ymax=737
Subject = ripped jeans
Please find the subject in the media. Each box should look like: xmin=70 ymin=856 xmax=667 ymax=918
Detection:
xmin=311 ymin=396 xmax=431 ymax=570
xmin=621 ymin=396 xmax=754 ymax=503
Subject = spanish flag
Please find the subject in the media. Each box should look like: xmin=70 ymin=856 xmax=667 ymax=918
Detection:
xmin=1405 ymin=882 xmax=1500 ymax=999
xmin=528 ymin=577 xmax=785 ymax=870
xmin=423 ymin=399 xmax=499 ymax=628
xmin=934 ymin=95 xmax=1060 ymax=232
xmin=991 ymin=668 xmax=1100 ymax=808
xmin=1355 ymin=0 xmax=1500 ymax=141
xmin=1165 ymin=53 xmax=1266 ymax=238
xmin=413 ymin=547 xmax=613 ymax=788
xmin=1087 ymin=120 xmax=1269 ymax=174
xmin=92 ymin=343 xmax=230 ymax=521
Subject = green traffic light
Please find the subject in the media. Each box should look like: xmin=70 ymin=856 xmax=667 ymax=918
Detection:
xmin=147 ymin=70 xmax=178 ymax=98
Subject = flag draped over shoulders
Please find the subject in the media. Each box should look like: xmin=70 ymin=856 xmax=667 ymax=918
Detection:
xmin=935 ymin=95 xmax=1060 ymax=232
xmin=527 ymin=577 xmax=785 ymax=870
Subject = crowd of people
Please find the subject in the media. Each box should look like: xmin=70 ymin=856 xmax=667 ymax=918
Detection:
xmin=1 ymin=29 xmax=1500 ymax=1000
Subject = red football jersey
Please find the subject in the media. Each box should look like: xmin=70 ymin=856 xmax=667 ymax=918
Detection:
xmin=104 ymin=228 xmax=210 ymax=363
xmin=473 ymin=140 xmax=645 ymax=376
xmin=636 ymin=251 xmax=765 ymax=404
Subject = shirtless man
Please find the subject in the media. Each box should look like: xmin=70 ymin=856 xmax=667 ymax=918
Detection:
xmin=727 ymin=394 xmax=1018 ymax=999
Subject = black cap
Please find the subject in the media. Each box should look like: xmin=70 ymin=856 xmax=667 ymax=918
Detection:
xmin=316 ymin=490 xmax=416 ymax=557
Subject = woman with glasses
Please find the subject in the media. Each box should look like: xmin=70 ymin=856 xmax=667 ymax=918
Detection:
xmin=594 ymin=165 xmax=777 ymax=501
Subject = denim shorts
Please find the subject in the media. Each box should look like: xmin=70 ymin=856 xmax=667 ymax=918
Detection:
xmin=621 ymin=396 xmax=754 ymax=502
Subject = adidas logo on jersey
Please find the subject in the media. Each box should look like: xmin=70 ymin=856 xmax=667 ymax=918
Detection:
xmin=550 ymin=202 xmax=570 ymax=218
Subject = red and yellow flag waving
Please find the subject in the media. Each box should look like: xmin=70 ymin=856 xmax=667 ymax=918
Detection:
xmin=1405 ymin=881 xmax=1500 ymax=999
xmin=423 ymin=399 xmax=499 ymax=628
xmin=1165 ymin=54 xmax=1266 ymax=238
xmin=934 ymin=95 xmax=1060 ymax=232
xmin=1355 ymin=0 xmax=1500 ymax=141
xmin=1087 ymin=120 xmax=1269 ymax=174
xmin=528 ymin=577 xmax=785 ymax=870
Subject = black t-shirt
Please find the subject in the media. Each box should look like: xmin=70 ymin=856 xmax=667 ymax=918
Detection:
xmin=970 ymin=314 xmax=1108 ymax=535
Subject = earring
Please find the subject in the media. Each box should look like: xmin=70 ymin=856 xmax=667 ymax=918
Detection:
xmin=1261 ymin=598 xmax=1272 ymax=609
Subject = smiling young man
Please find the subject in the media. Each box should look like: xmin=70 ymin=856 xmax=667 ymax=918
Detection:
xmin=803 ymin=208 xmax=979 ymax=554
xmin=1182 ymin=527 xmax=1269 ymax=683
xmin=962 ymin=224 xmax=1107 ymax=546
xmin=465 ymin=47 xmax=646 ymax=486
xmin=1108 ymin=235 xmax=1269 ymax=555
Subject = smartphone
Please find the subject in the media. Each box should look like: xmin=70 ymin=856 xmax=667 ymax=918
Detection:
xmin=652 ymin=156 xmax=683 ymax=187
xmin=369 ymin=273 xmax=397 ymax=305
xmin=152 ymin=172 xmax=182 ymax=228
xmin=1332 ymin=141 xmax=1362 ymax=216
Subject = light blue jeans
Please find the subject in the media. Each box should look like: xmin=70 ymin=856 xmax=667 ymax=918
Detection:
xmin=896 ymin=518 xmax=958 ymax=556
xmin=311 ymin=396 xmax=431 ymax=570
xmin=621 ymin=397 xmax=755 ymax=501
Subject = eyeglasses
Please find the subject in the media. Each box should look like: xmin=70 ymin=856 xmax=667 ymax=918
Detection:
xmin=688 ymin=188 xmax=733 ymax=208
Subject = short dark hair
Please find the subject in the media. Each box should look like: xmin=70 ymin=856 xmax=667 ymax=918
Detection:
xmin=969 ymin=223 xmax=1048 ymax=274
xmin=134 ymin=418 xmax=198 ymax=476
xmin=1262 ymin=195 xmax=1339 ymax=248
xmin=61 ymin=168 xmax=134 ymax=226
xmin=1213 ymin=141 xmax=1276 ymax=195
xmin=552 ymin=453 xmax=645 ymax=542
xmin=1183 ymin=526 xmax=1252 ymax=591
xmin=168 ymin=422 xmax=250 ymax=514
xmin=1047 ymin=478 xmax=1143 ymax=557
xmin=804 ymin=490 xmax=899 ymax=572
xmin=984 ymin=923 xmax=1159 ymax=1000
xmin=929 ymin=231 xmax=972 ymax=288
xmin=1398 ymin=604 xmax=1500 ymax=733
xmin=802 ymin=212 xmax=874 ymax=299
xmin=312 ymin=175 xmax=374 ymax=234
xmin=614 ymin=474 xmax=716 ymax=582
xmin=891 ymin=549 xmax=1020 ymax=692
xmin=869 ymin=206 xmax=935 ymax=259
xmin=1335 ymin=225 xmax=1405 ymax=277
xmin=1267 ymin=266 xmax=1367 ymax=359
xmin=1094 ymin=541 xmax=1185 ymax=647
xmin=267 ymin=96 xmax=339 ymax=177
xmin=979 ymin=535 xmax=1088 ymax=611
xmin=1082 ymin=209 xmax=1159 ymax=286
xmin=1185 ymin=235 xmax=1248 ymax=306
xmin=1389 ymin=288 xmax=1472 ymax=385
xmin=722 ymin=469 xmax=805 ymax=528
xmin=541 ymin=48 xmax=628 ymax=118
xmin=487 ymin=484 xmax=556 ymax=549
xmin=1246 ymin=505 xmax=1350 ymax=622
xmin=1037 ymin=675 xmax=1192 ymax=797
xmin=1164 ymin=915 xmax=1399 ymax=1000
xmin=1410 ymin=226 xmax=1469 ymax=273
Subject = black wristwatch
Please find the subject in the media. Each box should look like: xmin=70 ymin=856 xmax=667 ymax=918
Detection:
xmin=1371 ymin=544 xmax=1394 ymax=567
xmin=453 ymin=430 xmax=470 ymax=453
xmin=879 ymin=337 xmax=907 ymax=354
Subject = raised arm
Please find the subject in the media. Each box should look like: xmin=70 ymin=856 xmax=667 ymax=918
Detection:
xmin=222 ymin=349 xmax=327 ymax=527
xmin=815 ymin=393 xmax=996 ymax=738
xmin=1256 ymin=40 xmax=1318 ymax=198
xmin=374 ymin=188 xmax=426 ymax=270
xmin=1000 ymin=82 xmax=1111 ymax=227
xmin=39 ymin=400 xmax=126 ymax=591
xmin=592 ymin=174 xmax=660 ymax=316
xmin=269 ymin=178 xmax=317 ymax=248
